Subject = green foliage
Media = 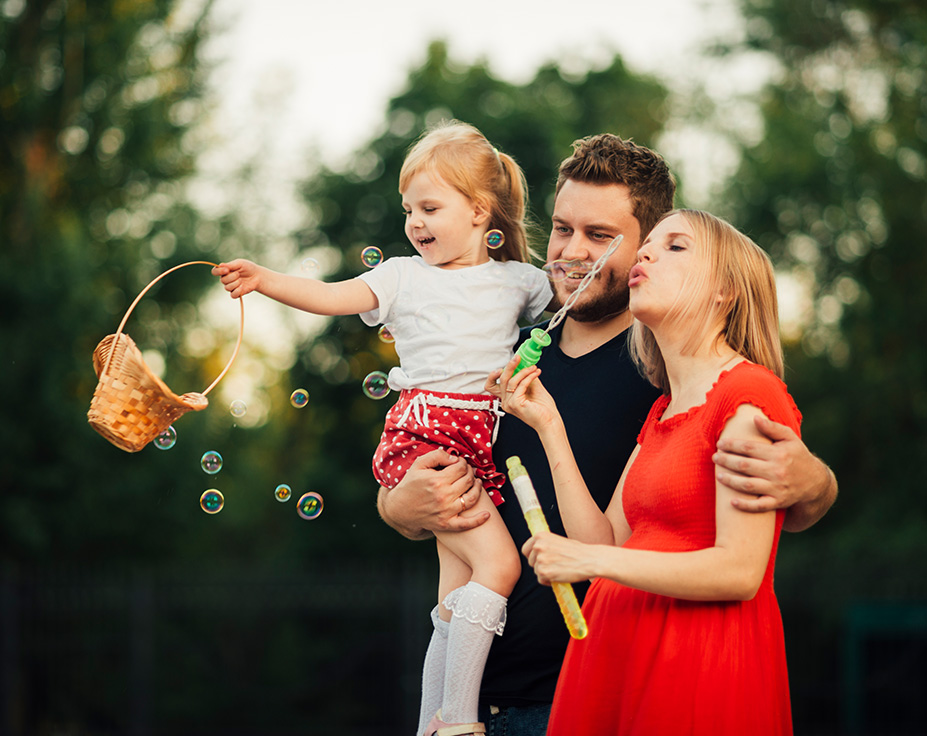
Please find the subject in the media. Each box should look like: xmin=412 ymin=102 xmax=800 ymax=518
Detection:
xmin=0 ymin=0 xmax=225 ymax=566
xmin=722 ymin=0 xmax=927 ymax=587
xmin=719 ymin=5 xmax=927 ymax=728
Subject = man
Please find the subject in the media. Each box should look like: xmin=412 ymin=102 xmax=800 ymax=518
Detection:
xmin=378 ymin=134 xmax=837 ymax=736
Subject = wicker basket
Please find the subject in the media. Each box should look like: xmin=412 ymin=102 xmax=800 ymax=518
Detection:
xmin=87 ymin=261 xmax=244 ymax=453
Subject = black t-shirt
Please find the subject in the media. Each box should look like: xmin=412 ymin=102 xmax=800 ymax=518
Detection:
xmin=479 ymin=321 xmax=662 ymax=707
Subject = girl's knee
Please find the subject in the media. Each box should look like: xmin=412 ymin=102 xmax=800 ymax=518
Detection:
xmin=475 ymin=541 xmax=520 ymax=597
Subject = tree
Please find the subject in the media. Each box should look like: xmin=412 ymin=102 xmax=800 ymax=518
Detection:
xmin=717 ymin=1 xmax=927 ymax=731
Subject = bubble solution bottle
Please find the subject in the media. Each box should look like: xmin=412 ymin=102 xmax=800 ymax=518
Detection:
xmin=505 ymin=456 xmax=588 ymax=639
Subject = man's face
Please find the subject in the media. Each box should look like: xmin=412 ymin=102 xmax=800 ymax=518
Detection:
xmin=546 ymin=180 xmax=642 ymax=323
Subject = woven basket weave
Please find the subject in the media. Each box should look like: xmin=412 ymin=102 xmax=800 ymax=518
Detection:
xmin=87 ymin=261 xmax=244 ymax=453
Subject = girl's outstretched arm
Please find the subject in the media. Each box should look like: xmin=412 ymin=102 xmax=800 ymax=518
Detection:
xmin=213 ymin=259 xmax=378 ymax=316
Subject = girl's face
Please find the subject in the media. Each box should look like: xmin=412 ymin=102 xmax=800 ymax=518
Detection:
xmin=401 ymin=171 xmax=490 ymax=269
xmin=628 ymin=213 xmax=699 ymax=328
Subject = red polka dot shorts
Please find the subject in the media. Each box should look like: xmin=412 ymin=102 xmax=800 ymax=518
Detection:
xmin=372 ymin=388 xmax=507 ymax=506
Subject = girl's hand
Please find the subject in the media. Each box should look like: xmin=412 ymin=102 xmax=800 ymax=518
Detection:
xmin=212 ymin=260 xmax=261 ymax=299
xmin=486 ymin=355 xmax=560 ymax=431
xmin=522 ymin=531 xmax=595 ymax=585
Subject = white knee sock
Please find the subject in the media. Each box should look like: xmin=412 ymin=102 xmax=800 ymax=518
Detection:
xmin=440 ymin=582 xmax=508 ymax=724
xmin=417 ymin=606 xmax=450 ymax=736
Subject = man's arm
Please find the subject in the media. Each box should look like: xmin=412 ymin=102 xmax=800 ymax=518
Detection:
xmin=713 ymin=415 xmax=838 ymax=533
xmin=376 ymin=449 xmax=490 ymax=540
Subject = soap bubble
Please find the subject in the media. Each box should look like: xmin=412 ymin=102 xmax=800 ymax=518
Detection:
xmin=485 ymin=230 xmax=504 ymax=249
xmin=153 ymin=426 xmax=177 ymax=450
xmin=300 ymin=257 xmax=320 ymax=275
xmin=377 ymin=325 xmax=395 ymax=344
xmin=229 ymin=400 xmax=247 ymax=418
xmin=200 ymin=450 xmax=223 ymax=475
xmin=361 ymin=246 xmax=383 ymax=268
xmin=297 ymin=492 xmax=324 ymax=520
xmin=362 ymin=371 xmax=390 ymax=400
xmin=274 ymin=484 xmax=292 ymax=502
xmin=200 ymin=489 xmax=224 ymax=514
xmin=290 ymin=388 xmax=310 ymax=408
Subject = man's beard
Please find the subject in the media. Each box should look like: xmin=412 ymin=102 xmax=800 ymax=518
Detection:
xmin=553 ymin=270 xmax=631 ymax=324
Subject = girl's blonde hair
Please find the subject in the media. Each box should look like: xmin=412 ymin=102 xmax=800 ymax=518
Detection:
xmin=630 ymin=209 xmax=784 ymax=392
xmin=399 ymin=120 xmax=537 ymax=263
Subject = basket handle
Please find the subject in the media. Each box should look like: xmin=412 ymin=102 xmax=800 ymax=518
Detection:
xmin=101 ymin=260 xmax=244 ymax=396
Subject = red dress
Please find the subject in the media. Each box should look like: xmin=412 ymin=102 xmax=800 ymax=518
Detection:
xmin=547 ymin=362 xmax=800 ymax=736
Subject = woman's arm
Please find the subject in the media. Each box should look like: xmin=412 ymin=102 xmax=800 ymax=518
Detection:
xmin=213 ymin=259 xmax=378 ymax=316
xmin=523 ymin=404 xmax=777 ymax=602
xmin=488 ymin=359 xmax=616 ymax=545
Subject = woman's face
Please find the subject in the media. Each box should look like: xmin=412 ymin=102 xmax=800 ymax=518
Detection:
xmin=628 ymin=213 xmax=698 ymax=328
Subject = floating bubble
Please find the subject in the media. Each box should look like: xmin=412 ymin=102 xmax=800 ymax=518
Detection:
xmin=361 ymin=246 xmax=383 ymax=268
xmin=200 ymin=450 xmax=223 ymax=475
xmin=297 ymin=492 xmax=324 ymax=520
xmin=290 ymin=388 xmax=310 ymax=408
xmin=377 ymin=325 xmax=395 ymax=344
xmin=300 ymin=257 xmax=320 ymax=275
xmin=153 ymin=426 xmax=177 ymax=450
xmin=274 ymin=484 xmax=292 ymax=502
xmin=362 ymin=371 xmax=390 ymax=400
xmin=229 ymin=400 xmax=247 ymax=418
xmin=485 ymin=230 xmax=504 ymax=249
xmin=200 ymin=489 xmax=224 ymax=514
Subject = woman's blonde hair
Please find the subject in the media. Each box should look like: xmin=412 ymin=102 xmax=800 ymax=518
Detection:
xmin=630 ymin=209 xmax=784 ymax=392
xmin=398 ymin=120 xmax=537 ymax=263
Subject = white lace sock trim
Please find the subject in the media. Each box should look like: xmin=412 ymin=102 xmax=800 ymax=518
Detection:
xmin=442 ymin=581 xmax=507 ymax=636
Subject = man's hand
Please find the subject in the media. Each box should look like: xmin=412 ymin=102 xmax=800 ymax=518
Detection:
xmin=377 ymin=449 xmax=490 ymax=540
xmin=713 ymin=415 xmax=837 ymax=532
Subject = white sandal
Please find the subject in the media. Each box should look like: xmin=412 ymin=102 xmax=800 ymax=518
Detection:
xmin=422 ymin=709 xmax=486 ymax=736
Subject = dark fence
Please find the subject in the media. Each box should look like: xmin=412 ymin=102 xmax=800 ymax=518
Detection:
xmin=2 ymin=562 xmax=926 ymax=735
xmin=0 ymin=560 xmax=436 ymax=736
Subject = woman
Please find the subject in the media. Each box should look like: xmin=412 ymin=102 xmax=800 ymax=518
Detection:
xmin=489 ymin=209 xmax=798 ymax=735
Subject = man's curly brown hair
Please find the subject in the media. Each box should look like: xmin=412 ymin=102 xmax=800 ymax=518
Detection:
xmin=556 ymin=134 xmax=676 ymax=238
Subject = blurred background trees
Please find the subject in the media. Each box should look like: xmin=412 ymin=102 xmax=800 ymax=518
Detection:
xmin=1 ymin=0 xmax=924 ymax=733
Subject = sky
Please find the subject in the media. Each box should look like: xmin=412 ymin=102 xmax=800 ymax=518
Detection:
xmin=199 ymin=0 xmax=754 ymax=180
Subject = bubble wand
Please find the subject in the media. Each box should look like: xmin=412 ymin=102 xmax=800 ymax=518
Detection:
xmin=513 ymin=235 xmax=623 ymax=374
xmin=506 ymin=456 xmax=588 ymax=639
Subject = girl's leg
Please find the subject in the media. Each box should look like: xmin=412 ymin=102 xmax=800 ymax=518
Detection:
xmin=417 ymin=539 xmax=472 ymax=736
xmin=434 ymin=492 xmax=521 ymax=725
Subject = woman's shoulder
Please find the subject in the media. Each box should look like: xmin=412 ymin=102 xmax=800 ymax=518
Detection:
xmin=709 ymin=361 xmax=801 ymax=431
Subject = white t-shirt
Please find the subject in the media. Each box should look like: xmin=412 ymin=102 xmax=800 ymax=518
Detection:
xmin=358 ymin=256 xmax=552 ymax=394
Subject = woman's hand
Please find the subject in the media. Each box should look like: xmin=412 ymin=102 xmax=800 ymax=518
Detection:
xmin=212 ymin=260 xmax=262 ymax=299
xmin=485 ymin=355 xmax=561 ymax=432
xmin=522 ymin=531 xmax=596 ymax=585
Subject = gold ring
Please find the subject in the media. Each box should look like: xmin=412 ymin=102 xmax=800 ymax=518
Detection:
xmin=459 ymin=496 xmax=466 ymax=510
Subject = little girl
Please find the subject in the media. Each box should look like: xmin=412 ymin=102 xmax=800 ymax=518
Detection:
xmin=214 ymin=121 xmax=552 ymax=736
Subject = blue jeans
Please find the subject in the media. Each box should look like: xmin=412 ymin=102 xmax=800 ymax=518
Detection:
xmin=478 ymin=702 xmax=552 ymax=736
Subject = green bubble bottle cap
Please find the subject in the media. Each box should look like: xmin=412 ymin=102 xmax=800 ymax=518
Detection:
xmin=513 ymin=328 xmax=552 ymax=375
